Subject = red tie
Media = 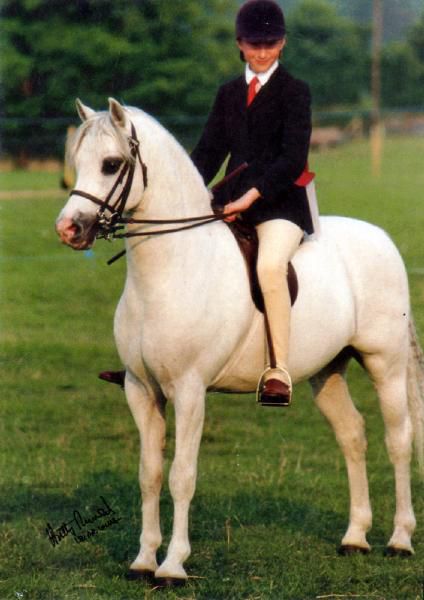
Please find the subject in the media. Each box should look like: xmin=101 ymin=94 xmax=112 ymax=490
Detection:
xmin=247 ymin=76 xmax=260 ymax=106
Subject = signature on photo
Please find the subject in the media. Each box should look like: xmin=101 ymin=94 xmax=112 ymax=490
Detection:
xmin=45 ymin=495 xmax=123 ymax=547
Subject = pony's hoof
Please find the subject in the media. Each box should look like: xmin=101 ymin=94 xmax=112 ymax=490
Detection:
xmin=126 ymin=568 xmax=155 ymax=582
xmin=338 ymin=544 xmax=370 ymax=556
xmin=154 ymin=576 xmax=187 ymax=588
xmin=384 ymin=546 xmax=413 ymax=558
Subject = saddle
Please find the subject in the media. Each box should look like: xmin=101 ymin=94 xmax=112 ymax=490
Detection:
xmin=228 ymin=219 xmax=298 ymax=312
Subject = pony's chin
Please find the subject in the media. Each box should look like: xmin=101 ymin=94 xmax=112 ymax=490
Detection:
xmin=69 ymin=238 xmax=95 ymax=251
xmin=58 ymin=231 xmax=96 ymax=250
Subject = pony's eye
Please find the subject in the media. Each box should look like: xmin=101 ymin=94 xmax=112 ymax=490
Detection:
xmin=102 ymin=157 xmax=123 ymax=175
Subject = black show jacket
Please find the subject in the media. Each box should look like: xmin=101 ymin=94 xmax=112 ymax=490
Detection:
xmin=191 ymin=64 xmax=314 ymax=233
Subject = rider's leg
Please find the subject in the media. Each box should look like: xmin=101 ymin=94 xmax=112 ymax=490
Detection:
xmin=256 ymin=218 xmax=303 ymax=404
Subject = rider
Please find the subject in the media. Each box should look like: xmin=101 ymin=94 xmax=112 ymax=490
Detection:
xmin=101 ymin=0 xmax=314 ymax=406
xmin=190 ymin=0 xmax=314 ymax=406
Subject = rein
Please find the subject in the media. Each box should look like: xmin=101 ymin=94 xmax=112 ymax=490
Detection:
xmin=70 ymin=120 xmax=248 ymax=262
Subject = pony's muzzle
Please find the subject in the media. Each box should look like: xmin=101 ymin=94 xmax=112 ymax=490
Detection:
xmin=55 ymin=212 xmax=97 ymax=250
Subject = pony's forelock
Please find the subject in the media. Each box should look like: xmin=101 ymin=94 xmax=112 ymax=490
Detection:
xmin=66 ymin=113 xmax=135 ymax=168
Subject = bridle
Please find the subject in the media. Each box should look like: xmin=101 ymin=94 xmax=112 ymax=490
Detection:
xmin=71 ymin=122 xmax=149 ymax=241
xmin=70 ymin=121 xmax=245 ymax=262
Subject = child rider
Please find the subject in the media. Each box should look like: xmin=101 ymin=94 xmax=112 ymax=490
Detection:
xmin=190 ymin=0 xmax=314 ymax=406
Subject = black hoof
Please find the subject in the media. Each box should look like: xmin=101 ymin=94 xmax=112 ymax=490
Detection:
xmin=338 ymin=544 xmax=370 ymax=556
xmin=126 ymin=569 xmax=155 ymax=582
xmin=384 ymin=546 xmax=413 ymax=558
xmin=154 ymin=577 xmax=187 ymax=588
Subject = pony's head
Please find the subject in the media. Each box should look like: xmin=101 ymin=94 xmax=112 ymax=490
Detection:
xmin=56 ymin=98 xmax=147 ymax=250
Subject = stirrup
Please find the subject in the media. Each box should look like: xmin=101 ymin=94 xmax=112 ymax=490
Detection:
xmin=256 ymin=367 xmax=292 ymax=406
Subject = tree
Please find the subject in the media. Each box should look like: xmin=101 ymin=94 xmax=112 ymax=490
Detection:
xmin=0 ymin=0 xmax=241 ymax=155
xmin=0 ymin=0 xmax=240 ymax=119
xmin=408 ymin=9 xmax=424 ymax=63
xmin=381 ymin=42 xmax=423 ymax=108
xmin=381 ymin=10 xmax=424 ymax=108
xmin=284 ymin=0 xmax=367 ymax=108
xmin=333 ymin=0 xmax=423 ymax=42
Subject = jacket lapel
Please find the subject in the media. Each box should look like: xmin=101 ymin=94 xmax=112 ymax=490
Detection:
xmin=232 ymin=76 xmax=248 ymax=116
xmin=248 ymin=65 xmax=288 ymax=112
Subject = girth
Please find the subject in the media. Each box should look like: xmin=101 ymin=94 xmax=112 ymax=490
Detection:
xmin=227 ymin=219 xmax=298 ymax=312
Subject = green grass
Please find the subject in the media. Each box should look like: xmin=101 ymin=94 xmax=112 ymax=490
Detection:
xmin=0 ymin=137 xmax=424 ymax=599
xmin=0 ymin=169 xmax=63 ymax=191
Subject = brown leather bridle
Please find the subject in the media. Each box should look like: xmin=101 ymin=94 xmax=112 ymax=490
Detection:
xmin=70 ymin=122 xmax=149 ymax=242
xmin=70 ymin=120 xmax=247 ymax=263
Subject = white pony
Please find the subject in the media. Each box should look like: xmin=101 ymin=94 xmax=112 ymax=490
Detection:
xmin=56 ymin=98 xmax=424 ymax=585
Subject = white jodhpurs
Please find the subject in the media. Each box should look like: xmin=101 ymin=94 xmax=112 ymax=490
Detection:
xmin=256 ymin=219 xmax=303 ymax=380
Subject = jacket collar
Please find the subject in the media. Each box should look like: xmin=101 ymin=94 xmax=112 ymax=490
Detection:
xmin=245 ymin=60 xmax=279 ymax=86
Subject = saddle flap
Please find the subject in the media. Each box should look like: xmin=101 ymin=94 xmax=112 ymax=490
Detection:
xmin=228 ymin=220 xmax=298 ymax=312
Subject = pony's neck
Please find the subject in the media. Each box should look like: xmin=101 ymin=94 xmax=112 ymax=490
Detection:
xmin=132 ymin=112 xmax=212 ymax=220
xmin=125 ymin=112 xmax=224 ymax=290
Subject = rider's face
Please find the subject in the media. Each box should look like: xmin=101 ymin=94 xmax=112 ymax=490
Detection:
xmin=237 ymin=38 xmax=285 ymax=73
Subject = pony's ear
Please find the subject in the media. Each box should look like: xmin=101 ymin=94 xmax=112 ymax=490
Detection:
xmin=75 ymin=99 xmax=96 ymax=122
xmin=108 ymin=98 xmax=127 ymax=129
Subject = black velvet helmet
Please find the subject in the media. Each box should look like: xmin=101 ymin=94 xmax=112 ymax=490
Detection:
xmin=236 ymin=0 xmax=286 ymax=42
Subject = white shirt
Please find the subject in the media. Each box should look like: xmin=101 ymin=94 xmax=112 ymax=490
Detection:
xmin=245 ymin=60 xmax=279 ymax=87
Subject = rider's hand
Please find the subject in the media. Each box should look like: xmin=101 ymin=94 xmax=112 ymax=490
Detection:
xmin=223 ymin=188 xmax=261 ymax=222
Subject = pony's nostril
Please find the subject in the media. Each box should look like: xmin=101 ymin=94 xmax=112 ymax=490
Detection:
xmin=72 ymin=220 xmax=83 ymax=239
xmin=56 ymin=217 xmax=75 ymax=238
xmin=69 ymin=213 xmax=96 ymax=241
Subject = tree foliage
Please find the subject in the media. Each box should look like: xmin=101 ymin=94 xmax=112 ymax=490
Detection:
xmin=382 ymin=12 xmax=424 ymax=107
xmin=284 ymin=0 xmax=367 ymax=107
xmin=0 ymin=0 xmax=423 ymax=157
xmin=338 ymin=0 xmax=423 ymax=42
xmin=0 ymin=0 xmax=240 ymax=119
xmin=409 ymin=10 xmax=424 ymax=63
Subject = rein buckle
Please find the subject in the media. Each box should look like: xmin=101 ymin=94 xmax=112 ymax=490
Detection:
xmin=96 ymin=208 xmax=121 ymax=241
xmin=128 ymin=136 xmax=139 ymax=152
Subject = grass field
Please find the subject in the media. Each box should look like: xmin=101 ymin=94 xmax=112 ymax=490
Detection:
xmin=1 ymin=137 xmax=424 ymax=599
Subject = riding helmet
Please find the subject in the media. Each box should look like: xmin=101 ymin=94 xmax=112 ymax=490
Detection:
xmin=236 ymin=0 xmax=286 ymax=42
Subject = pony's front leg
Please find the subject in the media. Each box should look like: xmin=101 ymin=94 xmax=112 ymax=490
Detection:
xmin=125 ymin=373 xmax=167 ymax=579
xmin=155 ymin=378 xmax=206 ymax=584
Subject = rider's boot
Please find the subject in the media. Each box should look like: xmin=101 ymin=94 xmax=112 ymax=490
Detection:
xmin=99 ymin=370 xmax=125 ymax=388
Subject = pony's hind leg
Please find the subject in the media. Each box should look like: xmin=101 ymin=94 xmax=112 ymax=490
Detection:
xmin=363 ymin=351 xmax=416 ymax=555
xmin=310 ymin=353 xmax=372 ymax=554
xmin=125 ymin=373 xmax=167 ymax=579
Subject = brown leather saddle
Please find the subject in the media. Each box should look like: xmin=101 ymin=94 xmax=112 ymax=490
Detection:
xmin=228 ymin=220 xmax=298 ymax=312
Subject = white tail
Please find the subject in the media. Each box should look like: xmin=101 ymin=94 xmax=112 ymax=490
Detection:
xmin=408 ymin=317 xmax=424 ymax=475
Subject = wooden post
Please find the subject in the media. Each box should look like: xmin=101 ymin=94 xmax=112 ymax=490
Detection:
xmin=370 ymin=0 xmax=383 ymax=177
